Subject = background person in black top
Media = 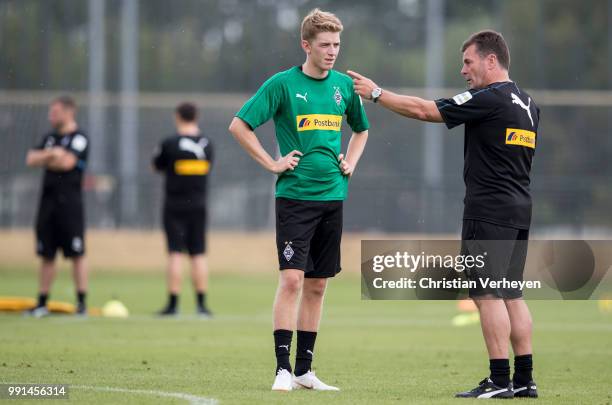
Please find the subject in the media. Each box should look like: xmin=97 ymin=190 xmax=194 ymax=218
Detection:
xmin=349 ymin=31 xmax=538 ymax=399
xmin=153 ymin=102 xmax=213 ymax=317
xmin=25 ymin=96 xmax=89 ymax=317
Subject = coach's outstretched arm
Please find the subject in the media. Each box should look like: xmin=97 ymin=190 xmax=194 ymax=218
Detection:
xmin=347 ymin=70 xmax=443 ymax=123
xmin=229 ymin=117 xmax=303 ymax=174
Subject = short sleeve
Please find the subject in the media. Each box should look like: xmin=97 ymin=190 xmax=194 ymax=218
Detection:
xmin=235 ymin=74 xmax=284 ymax=130
xmin=152 ymin=139 xmax=168 ymax=170
xmin=345 ymin=86 xmax=369 ymax=133
xmin=435 ymin=89 xmax=497 ymax=129
xmin=67 ymin=133 xmax=89 ymax=162
xmin=205 ymin=140 xmax=213 ymax=166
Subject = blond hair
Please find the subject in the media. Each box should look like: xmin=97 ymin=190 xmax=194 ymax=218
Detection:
xmin=300 ymin=8 xmax=343 ymax=42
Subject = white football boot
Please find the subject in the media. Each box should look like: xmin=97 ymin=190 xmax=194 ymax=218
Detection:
xmin=271 ymin=368 xmax=293 ymax=391
xmin=292 ymin=371 xmax=340 ymax=391
xmin=24 ymin=306 xmax=49 ymax=318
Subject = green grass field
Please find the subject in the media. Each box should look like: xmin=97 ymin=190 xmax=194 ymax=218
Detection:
xmin=1 ymin=266 xmax=611 ymax=404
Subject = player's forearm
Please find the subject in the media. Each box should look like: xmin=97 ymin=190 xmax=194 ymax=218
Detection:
xmin=237 ymin=133 xmax=277 ymax=172
xmin=345 ymin=130 xmax=368 ymax=168
xmin=229 ymin=119 xmax=276 ymax=172
xmin=378 ymin=91 xmax=442 ymax=123
xmin=47 ymin=150 xmax=77 ymax=171
xmin=46 ymin=158 xmax=69 ymax=171
xmin=26 ymin=150 xmax=52 ymax=167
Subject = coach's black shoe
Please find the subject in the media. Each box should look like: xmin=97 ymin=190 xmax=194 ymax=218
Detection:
xmin=196 ymin=306 xmax=213 ymax=319
xmin=455 ymin=378 xmax=514 ymax=399
xmin=513 ymin=380 xmax=538 ymax=398
xmin=156 ymin=306 xmax=178 ymax=317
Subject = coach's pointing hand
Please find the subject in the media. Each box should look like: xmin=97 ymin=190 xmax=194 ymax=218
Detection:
xmin=271 ymin=150 xmax=303 ymax=174
xmin=347 ymin=70 xmax=378 ymax=100
xmin=338 ymin=153 xmax=354 ymax=177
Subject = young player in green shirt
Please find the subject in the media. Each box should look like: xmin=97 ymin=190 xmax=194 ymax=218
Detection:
xmin=229 ymin=8 xmax=369 ymax=392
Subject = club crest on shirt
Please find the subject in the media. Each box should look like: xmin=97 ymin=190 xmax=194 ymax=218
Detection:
xmin=333 ymin=86 xmax=342 ymax=106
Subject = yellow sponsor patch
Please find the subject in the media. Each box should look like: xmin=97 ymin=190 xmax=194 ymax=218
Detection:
xmin=505 ymin=128 xmax=536 ymax=149
xmin=174 ymin=160 xmax=210 ymax=175
xmin=296 ymin=114 xmax=342 ymax=131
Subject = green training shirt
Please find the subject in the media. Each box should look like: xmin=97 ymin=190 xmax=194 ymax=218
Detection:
xmin=236 ymin=66 xmax=369 ymax=201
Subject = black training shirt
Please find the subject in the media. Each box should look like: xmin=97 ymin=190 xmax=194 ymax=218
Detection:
xmin=152 ymin=134 xmax=213 ymax=209
xmin=435 ymin=82 xmax=539 ymax=229
xmin=35 ymin=130 xmax=89 ymax=200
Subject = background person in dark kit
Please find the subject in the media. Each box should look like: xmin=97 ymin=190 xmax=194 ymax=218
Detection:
xmin=25 ymin=95 xmax=90 ymax=317
xmin=153 ymin=102 xmax=214 ymax=317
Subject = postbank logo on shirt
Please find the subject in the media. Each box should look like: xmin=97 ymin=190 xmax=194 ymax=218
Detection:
xmin=175 ymin=160 xmax=210 ymax=175
xmin=505 ymin=128 xmax=536 ymax=149
xmin=296 ymin=114 xmax=342 ymax=132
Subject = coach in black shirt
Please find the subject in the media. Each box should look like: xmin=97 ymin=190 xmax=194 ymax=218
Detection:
xmin=25 ymin=96 xmax=89 ymax=317
xmin=153 ymin=102 xmax=214 ymax=317
xmin=349 ymin=31 xmax=538 ymax=399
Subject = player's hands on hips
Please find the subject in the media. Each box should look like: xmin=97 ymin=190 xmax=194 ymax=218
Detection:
xmin=271 ymin=150 xmax=303 ymax=174
xmin=338 ymin=153 xmax=354 ymax=177
xmin=347 ymin=70 xmax=378 ymax=100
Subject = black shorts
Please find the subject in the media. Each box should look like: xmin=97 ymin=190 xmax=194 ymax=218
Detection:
xmin=276 ymin=198 xmax=343 ymax=279
xmin=163 ymin=205 xmax=207 ymax=255
xmin=35 ymin=196 xmax=85 ymax=259
xmin=461 ymin=219 xmax=529 ymax=299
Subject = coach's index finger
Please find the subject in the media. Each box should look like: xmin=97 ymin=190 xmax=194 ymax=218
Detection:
xmin=346 ymin=70 xmax=364 ymax=80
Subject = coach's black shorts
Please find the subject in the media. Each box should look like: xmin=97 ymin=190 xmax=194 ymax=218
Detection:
xmin=276 ymin=198 xmax=343 ymax=278
xmin=35 ymin=196 xmax=85 ymax=259
xmin=163 ymin=205 xmax=207 ymax=255
xmin=460 ymin=219 xmax=529 ymax=299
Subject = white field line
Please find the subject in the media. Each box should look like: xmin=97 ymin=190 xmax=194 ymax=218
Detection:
xmin=73 ymin=385 xmax=218 ymax=405
xmin=0 ymin=382 xmax=218 ymax=404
